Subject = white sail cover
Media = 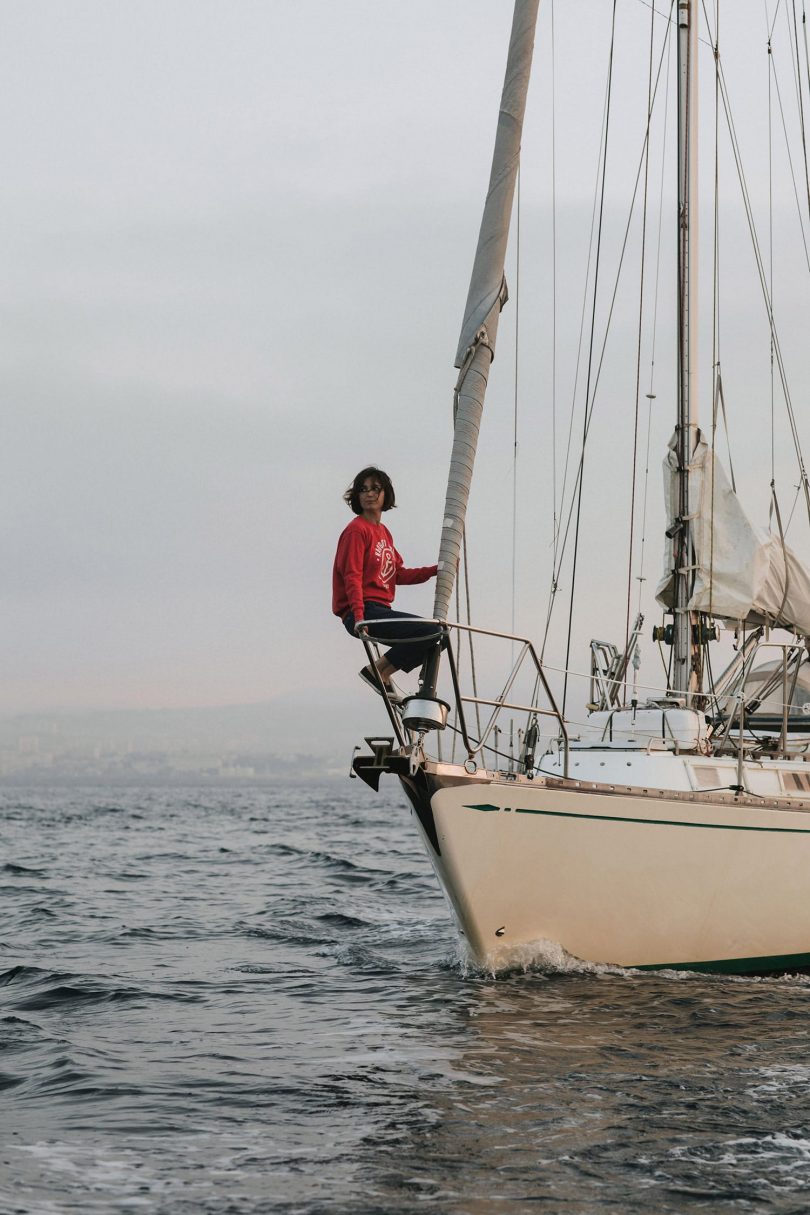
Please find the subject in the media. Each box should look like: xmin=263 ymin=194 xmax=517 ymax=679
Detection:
xmin=656 ymin=431 xmax=810 ymax=636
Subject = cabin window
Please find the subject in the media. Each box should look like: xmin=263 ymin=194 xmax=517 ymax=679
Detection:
xmin=693 ymin=766 xmax=721 ymax=788
xmin=783 ymin=771 xmax=810 ymax=793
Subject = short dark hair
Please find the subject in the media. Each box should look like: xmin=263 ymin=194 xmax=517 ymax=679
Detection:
xmin=344 ymin=467 xmax=396 ymax=515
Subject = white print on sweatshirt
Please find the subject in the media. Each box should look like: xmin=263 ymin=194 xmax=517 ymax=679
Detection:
xmin=374 ymin=537 xmax=397 ymax=586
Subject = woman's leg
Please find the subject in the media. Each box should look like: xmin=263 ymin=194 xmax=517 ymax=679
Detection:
xmin=360 ymin=603 xmax=443 ymax=673
xmin=342 ymin=607 xmax=399 ymax=687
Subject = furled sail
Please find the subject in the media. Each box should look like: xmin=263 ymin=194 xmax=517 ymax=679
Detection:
xmin=656 ymin=431 xmax=810 ymax=636
xmin=433 ymin=0 xmax=540 ymax=621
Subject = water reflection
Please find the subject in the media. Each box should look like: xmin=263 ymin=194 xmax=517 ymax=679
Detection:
xmin=362 ymin=966 xmax=810 ymax=1211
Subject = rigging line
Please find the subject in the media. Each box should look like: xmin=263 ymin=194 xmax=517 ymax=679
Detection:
xmin=715 ymin=375 xmax=736 ymax=489
xmin=555 ymin=16 xmax=672 ymax=535
xmin=708 ymin=0 xmax=721 ymax=624
xmin=542 ymin=13 xmax=616 ymax=655
xmin=562 ymin=0 xmax=619 ymax=715
xmin=712 ymin=2 xmax=722 ymax=430
xmin=760 ymin=16 xmax=810 ymax=489
xmin=546 ymin=3 xmax=675 ymax=648
xmin=785 ymin=479 xmax=803 ymax=531
xmin=545 ymin=0 xmax=673 ymax=605
xmin=658 ymin=635 xmax=673 ymax=683
xmin=462 ymin=529 xmax=482 ymax=742
xmin=711 ymin=3 xmax=723 ymax=399
xmin=440 ymin=721 xmax=551 ymax=771
xmin=551 ymin=0 xmax=559 ymax=574
xmin=648 ymin=36 xmax=672 ymax=395
xmin=569 ymin=12 xmax=675 ymax=437
xmin=636 ymin=22 xmax=673 ymax=625
xmin=731 ymin=4 xmax=810 ymax=286
xmin=635 ymin=393 xmax=655 ymax=617
xmin=803 ymin=1 xmax=810 ymax=150
xmin=548 ymin=38 xmax=613 ymax=580
xmin=636 ymin=33 xmax=673 ymax=621
xmin=771 ymin=485 xmax=793 ymax=627
xmin=540 ymin=658 xmax=710 ymax=701
xmin=452 ymin=575 xmax=461 ymax=764
xmin=703 ymin=0 xmax=725 ymax=499
xmin=703 ymin=629 xmax=715 ymax=708
xmin=791 ymin=0 xmax=810 ymax=229
xmin=718 ymin=84 xmax=810 ymax=500
xmin=802 ymin=0 xmax=810 ymax=289
xmin=769 ymin=15 xmax=777 ymax=487
xmin=511 ymin=166 xmax=520 ymax=644
xmin=716 ymin=55 xmax=810 ymax=518
xmin=638 ymin=0 xmax=714 ymax=48
xmin=768 ymin=22 xmax=810 ymax=269
xmin=624 ymin=0 xmax=657 ymax=698
xmin=546 ymin=8 xmax=655 ymax=598
xmin=635 ymin=0 xmax=676 ymax=23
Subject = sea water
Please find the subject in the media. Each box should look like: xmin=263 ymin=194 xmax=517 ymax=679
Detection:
xmin=2 ymin=779 xmax=810 ymax=1213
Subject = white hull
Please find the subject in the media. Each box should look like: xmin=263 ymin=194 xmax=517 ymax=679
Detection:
xmin=406 ymin=758 xmax=810 ymax=972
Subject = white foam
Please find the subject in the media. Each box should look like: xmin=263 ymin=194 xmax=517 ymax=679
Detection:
xmin=454 ymin=936 xmax=627 ymax=978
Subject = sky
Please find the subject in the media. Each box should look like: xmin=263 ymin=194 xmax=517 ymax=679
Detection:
xmin=3 ymin=1 xmax=810 ymax=722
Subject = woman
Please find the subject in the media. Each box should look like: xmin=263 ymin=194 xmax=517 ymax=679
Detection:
xmin=332 ymin=467 xmax=439 ymax=697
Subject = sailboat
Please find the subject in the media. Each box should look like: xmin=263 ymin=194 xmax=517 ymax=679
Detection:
xmin=351 ymin=0 xmax=810 ymax=973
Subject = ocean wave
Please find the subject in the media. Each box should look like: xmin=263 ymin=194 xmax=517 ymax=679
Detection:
xmin=0 ymin=965 xmax=203 ymax=1010
xmin=1 ymin=862 xmax=48 ymax=877
xmin=5 ymin=780 xmax=810 ymax=1213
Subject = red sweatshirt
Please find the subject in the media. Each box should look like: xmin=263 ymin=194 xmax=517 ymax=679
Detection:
xmin=332 ymin=516 xmax=437 ymax=623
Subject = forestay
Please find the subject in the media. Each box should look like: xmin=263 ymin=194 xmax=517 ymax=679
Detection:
xmin=656 ymin=431 xmax=810 ymax=636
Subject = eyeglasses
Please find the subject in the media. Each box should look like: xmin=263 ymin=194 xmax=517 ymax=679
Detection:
xmin=360 ymin=485 xmax=383 ymax=496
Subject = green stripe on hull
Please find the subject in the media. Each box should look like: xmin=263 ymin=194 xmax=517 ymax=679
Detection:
xmin=638 ymin=951 xmax=810 ymax=976
xmin=463 ymin=803 xmax=810 ymax=834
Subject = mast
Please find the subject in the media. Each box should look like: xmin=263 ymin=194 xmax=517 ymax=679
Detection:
xmin=433 ymin=0 xmax=541 ymax=622
xmin=673 ymin=0 xmax=701 ymax=698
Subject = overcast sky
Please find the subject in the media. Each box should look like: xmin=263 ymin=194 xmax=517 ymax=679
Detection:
xmin=3 ymin=1 xmax=810 ymax=720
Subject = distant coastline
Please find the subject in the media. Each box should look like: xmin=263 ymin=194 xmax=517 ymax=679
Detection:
xmin=0 ymin=699 xmax=364 ymax=785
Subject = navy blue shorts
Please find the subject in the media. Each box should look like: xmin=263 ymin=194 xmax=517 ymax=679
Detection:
xmin=342 ymin=601 xmax=444 ymax=673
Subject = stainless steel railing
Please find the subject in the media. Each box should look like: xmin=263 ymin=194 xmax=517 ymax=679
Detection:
xmin=356 ymin=616 xmax=569 ymax=776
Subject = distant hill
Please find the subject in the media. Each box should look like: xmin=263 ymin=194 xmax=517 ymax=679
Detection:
xmin=0 ymin=687 xmax=401 ymax=783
